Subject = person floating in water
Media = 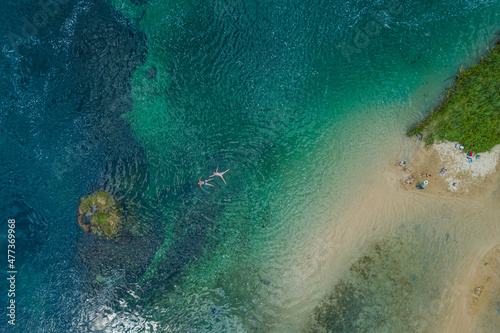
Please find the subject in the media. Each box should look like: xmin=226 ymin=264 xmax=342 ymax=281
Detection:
xmin=198 ymin=177 xmax=214 ymax=189
xmin=212 ymin=166 xmax=230 ymax=184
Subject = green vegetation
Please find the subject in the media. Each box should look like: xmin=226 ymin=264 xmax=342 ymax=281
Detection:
xmin=78 ymin=191 xmax=123 ymax=239
xmin=408 ymin=41 xmax=500 ymax=153
xmin=78 ymin=190 xmax=111 ymax=214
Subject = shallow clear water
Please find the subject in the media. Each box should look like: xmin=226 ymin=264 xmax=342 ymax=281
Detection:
xmin=1 ymin=0 xmax=500 ymax=331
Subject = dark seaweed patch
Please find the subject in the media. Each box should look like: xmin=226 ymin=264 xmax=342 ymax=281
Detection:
xmin=306 ymin=237 xmax=426 ymax=333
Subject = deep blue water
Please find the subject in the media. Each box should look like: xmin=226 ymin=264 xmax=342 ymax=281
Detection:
xmin=0 ymin=1 xmax=155 ymax=330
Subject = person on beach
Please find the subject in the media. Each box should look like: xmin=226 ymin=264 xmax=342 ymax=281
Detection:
xmin=211 ymin=166 xmax=230 ymax=184
xmin=439 ymin=168 xmax=447 ymax=176
xmin=395 ymin=161 xmax=406 ymax=167
xmin=420 ymin=173 xmax=431 ymax=177
xmin=198 ymin=177 xmax=214 ymax=188
xmin=405 ymin=176 xmax=415 ymax=185
xmin=403 ymin=168 xmax=411 ymax=173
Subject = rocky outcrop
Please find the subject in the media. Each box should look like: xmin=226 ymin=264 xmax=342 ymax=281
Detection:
xmin=77 ymin=191 xmax=123 ymax=239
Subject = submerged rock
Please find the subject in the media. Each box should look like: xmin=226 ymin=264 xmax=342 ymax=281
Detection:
xmin=77 ymin=191 xmax=123 ymax=239
xmin=95 ymin=274 xmax=109 ymax=283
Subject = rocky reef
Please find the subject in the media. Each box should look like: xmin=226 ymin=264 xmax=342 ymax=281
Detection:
xmin=77 ymin=191 xmax=123 ymax=239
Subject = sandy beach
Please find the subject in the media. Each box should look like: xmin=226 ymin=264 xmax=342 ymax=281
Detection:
xmin=270 ymin=137 xmax=500 ymax=332
xmin=433 ymin=242 xmax=500 ymax=333
xmin=260 ymin=134 xmax=500 ymax=332
xmin=396 ymin=140 xmax=500 ymax=332
xmin=467 ymin=246 xmax=500 ymax=327
xmin=397 ymin=141 xmax=500 ymax=199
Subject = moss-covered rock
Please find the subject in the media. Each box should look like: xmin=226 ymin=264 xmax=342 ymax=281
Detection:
xmin=77 ymin=191 xmax=123 ymax=239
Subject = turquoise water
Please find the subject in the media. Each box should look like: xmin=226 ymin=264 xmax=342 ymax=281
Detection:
xmin=1 ymin=0 xmax=499 ymax=331
xmin=103 ymin=0 xmax=500 ymax=331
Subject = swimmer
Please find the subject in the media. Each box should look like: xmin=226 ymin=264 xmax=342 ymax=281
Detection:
xmin=198 ymin=177 xmax=214 ymax=188
xmin=211 ymin=166 xmax=230 ymax=184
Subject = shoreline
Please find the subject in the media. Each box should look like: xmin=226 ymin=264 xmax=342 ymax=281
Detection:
xmin=400 ymin=37 xmax=500 ymax=331
xmin=264 ymin=132 xmax=500 ymax=331
xmin=395 ymin=140 xmax=500 ymax=332
xmin=271 ymin=40 xmax=500 ymax=328
xmin=277 ymin=135 xmax=500 ymax=332
xmin=407 ymin=39 xmax=500 ymax=153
